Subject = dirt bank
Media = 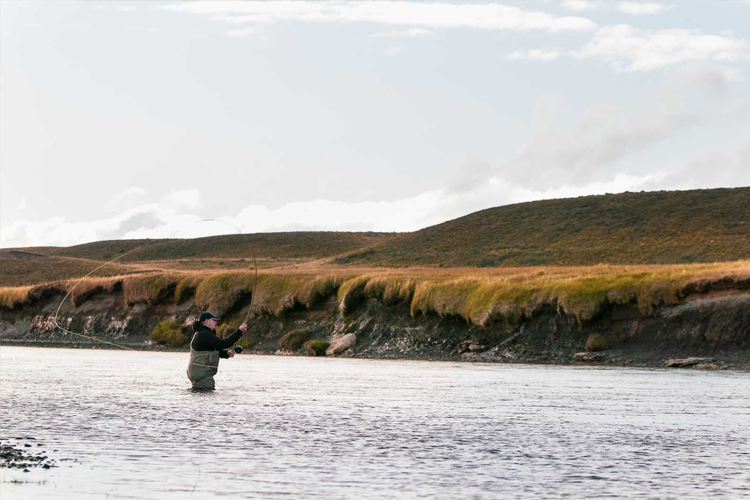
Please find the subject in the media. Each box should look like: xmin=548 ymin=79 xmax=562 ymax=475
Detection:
xmin=1 ymin=287 xmax=749 ymax=370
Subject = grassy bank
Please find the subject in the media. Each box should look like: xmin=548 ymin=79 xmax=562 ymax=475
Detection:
xmin=2 ymin=262 xmax=749 ymax=326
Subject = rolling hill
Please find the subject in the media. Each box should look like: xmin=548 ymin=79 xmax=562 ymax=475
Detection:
xmin=4 ymin=188 xmax=750 ymax=287
xmin=24 ymin=232 xmax=395 ymax=263
xmin=336 ymin=187 xmax=750 ymax=267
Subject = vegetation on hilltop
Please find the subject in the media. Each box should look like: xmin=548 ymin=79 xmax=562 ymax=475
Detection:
xmin=337 ymin=188 xmax=750 ymax=267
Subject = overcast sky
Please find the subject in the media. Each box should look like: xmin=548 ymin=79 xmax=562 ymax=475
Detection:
xmin=1 ymin=0 xmax=749 ymax=247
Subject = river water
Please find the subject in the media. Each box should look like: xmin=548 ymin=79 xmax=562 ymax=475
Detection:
xmin=0 ymin=347 xmax=748 ymax=499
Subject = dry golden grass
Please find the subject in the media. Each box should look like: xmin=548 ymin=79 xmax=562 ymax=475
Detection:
xmin=123 ymin=274 xmax=181 ymax=305
xmin=3 ymin=262 xmax=750 ymax=327
xmin=69 ymin=277 xmax=123 ymax=306
xmin=0 ymin=286 xmax=34 ymax=309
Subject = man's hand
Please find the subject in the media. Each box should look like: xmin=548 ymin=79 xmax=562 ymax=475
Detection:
xmin=228 ymin=349 xmax=235 ymax=358
xmin=239 ymin=323 xmax=248 ymax=333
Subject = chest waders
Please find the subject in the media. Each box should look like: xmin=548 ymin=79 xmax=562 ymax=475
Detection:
xmin=187 ymin=333 xmax=220 ymax=391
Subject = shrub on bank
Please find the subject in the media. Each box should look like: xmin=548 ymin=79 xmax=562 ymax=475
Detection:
xmin=585 ymin=333 xmax=608 ymax=352
xmin=279 ymin=330 xmax=308 ymax=351
xmin=304 ymin=340 xmax=329 ymax=356
xmin=150 ymin=320 xmax=188 ymax=347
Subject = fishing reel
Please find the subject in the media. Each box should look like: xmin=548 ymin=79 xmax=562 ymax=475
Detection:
xmin=233 ymin=345 xmax=243 ymax=354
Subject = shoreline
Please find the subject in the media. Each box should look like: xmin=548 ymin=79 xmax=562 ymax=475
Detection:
xmin=2 ymin=338 xmax=747 ymax=372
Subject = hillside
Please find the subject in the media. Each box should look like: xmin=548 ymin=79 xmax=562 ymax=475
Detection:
xmin=23 ymin=232 xmax=394 ymax=263
xmin=0 ymin=251 xmax=148 ymax=287
xmin=337 ymin=188 xmax=750 ymax=267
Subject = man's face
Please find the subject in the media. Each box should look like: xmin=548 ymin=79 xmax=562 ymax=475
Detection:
xmin=205 ymin=318 xmax=218 ymax=330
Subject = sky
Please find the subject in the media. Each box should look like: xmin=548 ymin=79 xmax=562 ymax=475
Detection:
xmin=1 ymin=0 xmax=749 ymax=248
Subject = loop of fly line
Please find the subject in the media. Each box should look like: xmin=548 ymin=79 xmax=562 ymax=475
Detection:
xmin=52 ymin=219 xmax=259 ymax=369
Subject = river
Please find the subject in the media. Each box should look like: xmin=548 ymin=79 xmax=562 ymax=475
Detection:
xmin=0 ymin=347 xmax=748 ymax=499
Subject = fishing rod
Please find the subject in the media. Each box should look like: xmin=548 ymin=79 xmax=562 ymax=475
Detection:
xmin=52 ymin=219 xmax=259 ymax=368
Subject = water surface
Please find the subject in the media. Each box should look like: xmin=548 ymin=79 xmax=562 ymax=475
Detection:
xmin=1 ymin=347 xmax=749 ymax=499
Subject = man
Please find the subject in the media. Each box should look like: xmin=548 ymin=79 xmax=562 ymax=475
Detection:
xmin=187 ymin=312 xmax=247 ymax=391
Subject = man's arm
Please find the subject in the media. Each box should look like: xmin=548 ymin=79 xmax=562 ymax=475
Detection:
xmin=192 ymin=329 xmax=243 ymax=351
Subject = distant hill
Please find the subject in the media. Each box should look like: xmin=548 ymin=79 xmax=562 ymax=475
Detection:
xmin=5 ymin=188 xmax=750 ymax=287
xmin=336 ymin=188 xmax=750 ymax=267
xmin=0 ymin=252 xmax=146 ymax=287
xmin=19 ymin=232 xmax=395 ymax=263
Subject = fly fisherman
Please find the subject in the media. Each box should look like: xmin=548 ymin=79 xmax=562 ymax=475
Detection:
xmin=187 ymin=312 xmax=247 ymax=391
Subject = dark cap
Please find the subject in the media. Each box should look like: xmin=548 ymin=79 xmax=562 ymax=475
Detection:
xmin=199 ymin=312 xmax=221 ymax=322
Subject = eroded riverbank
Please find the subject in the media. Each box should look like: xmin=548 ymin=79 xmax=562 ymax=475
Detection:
xmin=1 ymin=283 xmax=749 ymax=370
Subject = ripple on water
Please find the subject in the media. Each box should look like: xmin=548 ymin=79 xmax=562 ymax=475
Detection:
xmin=0 ymin=347 xmax=749 ymax=499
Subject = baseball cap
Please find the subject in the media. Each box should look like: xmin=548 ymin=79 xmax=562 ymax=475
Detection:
xmin=199 ymin=312 xmax=221 ymax=322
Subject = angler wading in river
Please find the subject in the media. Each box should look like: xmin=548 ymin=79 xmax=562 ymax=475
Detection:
xmin=187 ymin=312 xmax=247 ymax=390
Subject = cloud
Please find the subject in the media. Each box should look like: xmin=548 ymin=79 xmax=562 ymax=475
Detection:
xmin=507 ymin=48 xmax=562 ymax=61
xmin=226 ymin=27 xmax=266 ymax=38
xmin=500 ymin=66 xmax=748 ymax=189
xmin=616 ymin=2 xmax=668 ymax=15
xmin=14 ymin=199 xmax=28 ymax=211
xmin=5 ymin=133 xmax=748 ymax=248
xmin=105 ymin=187 xmax=147 ymax=211
xmin=575 ymin=25 xmax=750 ymax=72
xmin=162 ymin=1 xmax=596 ymax=32
xmin=0 ymin=174 xmax=669 ymax=248
xmin=370 ymin=29 xmax=436 ymax=38
xmin=385 ymin=45 xmax=403 ymax=55
xmin=91 ymin=5 xmax=141 ymax=13
xmin=162 ymin=189 xmax=202 ymax=211
xmin=561 ymin=0 xmax=600 ymax=11
xmin=653 ymin=136 xmax=750 ymax=190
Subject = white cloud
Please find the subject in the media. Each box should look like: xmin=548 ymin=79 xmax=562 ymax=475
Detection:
xmin=561 ymin=0 xmax=600 ymax=11
xmin=501 ymin=66 xmax=748 ymax=189
xmin=91 ymin=5 xmax=141 ymax=13
xmin=5 ymin=132 xmax=748 ymax=248
xmin=105 ymin=187 xmax=146 ymax=211
xmin=163 ymin=189 xmax=202 ymax=211
xmin=575 ymin=25 xmax=750 ymax=71
xmin=163 ymin=1 xmax=596 ymax=32
xmin=616 ymin=2 xmax=668 ymax=15
xmin=653 ymin=136 xmax=750 ymax=189
xmin=385 ymin=45 xmax=403 ymax=55
xmin=507 ymin=48 xmax=562 ymax=61
xmin=226 ymin=27 xmax=264 ymax=38
xmin=14 ymin=199 xmax=27 ymax=211
xmin=370 ymin=29 xmax=436 ymax=38
xmin=0 ymin=174 xmax=670 ymax=248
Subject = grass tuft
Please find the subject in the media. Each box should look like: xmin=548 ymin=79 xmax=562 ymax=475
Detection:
xmin=175 ymin=275 xmax=204 ymax=304
xmin=123 ymin=274 xmax=180 ymax=305
xmin=194 ymin=273 xmax=256 ymax=316
xmin=337 ymin=276 xmax=371 ymax=315
xmin=0 ymin=286 xmax=33 ymax=310
xmin=69 ymin=277 xmax=122 ymax=307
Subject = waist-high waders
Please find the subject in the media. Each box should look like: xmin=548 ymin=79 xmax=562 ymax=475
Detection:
xmin=187 ymin=334 xmax=220 ymax=390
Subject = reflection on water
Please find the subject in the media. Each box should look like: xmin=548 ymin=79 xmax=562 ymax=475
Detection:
xmin=1 ymin=347 xmax=749 ymax=499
